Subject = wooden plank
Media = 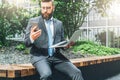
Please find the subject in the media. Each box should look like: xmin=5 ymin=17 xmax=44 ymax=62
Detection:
xmin=0 ymin=54 xmax=120 ymax=78
xmin=7 ymin=65 xmax=21 ymax=78
xmin=0 ymin=65 xmax=11 ymax=77
xmin=7 ymin=70 xmax=16 ymax=78
xmin=11 ymin=64 xmax=36 ymax=76
xmin=71 ymin=54 xmax=120 ymax=67
xmin=7 ymin=65 xmax=31 ymax=77
xmin=0 ymin=70 xmax=6 ymax=77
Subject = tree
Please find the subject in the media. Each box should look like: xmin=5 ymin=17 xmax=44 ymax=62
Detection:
xmin=0 ymin=0 xmax=41 ymax=46
xmin=93 ymin=0 xmax=113 ymax=17
xmin=0 ymin=3 xmax=29 ymax=46
xmin=1 ymin=0 xmax=8 ymax=4
xmin=23 ymin=0 xmax=114 ymax=38
xmin=54 ymin=0 xmax=114 ymax=38
xmin=54 ymin=0 xmax=89 ymax=38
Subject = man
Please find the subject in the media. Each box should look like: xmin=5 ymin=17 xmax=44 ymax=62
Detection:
xmin=24 ymin=0 xmax=84 ymax=80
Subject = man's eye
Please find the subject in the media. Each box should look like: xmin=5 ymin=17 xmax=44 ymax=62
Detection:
xmin=47 ymin=7 xmax=51 ymax=9
xmin=42 ymin=7 xmax=51 ymax=10
xmin=42 ymin=7 xmax=45 ymax=9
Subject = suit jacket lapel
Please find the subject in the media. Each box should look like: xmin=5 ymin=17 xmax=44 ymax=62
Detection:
xmin=53 ymin=18 xmax=57 ymax=40
xmin=38 ymin=17 xmax=57 ymax=44
xmin=38 ymin=16 xmax=47 ymax=34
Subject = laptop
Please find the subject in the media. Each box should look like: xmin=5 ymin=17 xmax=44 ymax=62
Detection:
xmin=50 ymin=30 xmax=81 ymax=48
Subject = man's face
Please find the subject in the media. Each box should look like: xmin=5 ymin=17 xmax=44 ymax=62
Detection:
xmin=41 ymin=1 xmax=54 ymax=20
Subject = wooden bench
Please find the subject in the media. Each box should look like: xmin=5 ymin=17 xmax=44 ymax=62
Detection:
xmin=0 ymin=54 xmax=120 ymax=78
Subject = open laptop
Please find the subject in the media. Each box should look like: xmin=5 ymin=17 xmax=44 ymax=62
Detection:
xmin=50 ymin=30 xmax=81 ymax=48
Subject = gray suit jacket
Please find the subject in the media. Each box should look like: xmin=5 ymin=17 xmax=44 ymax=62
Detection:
xmin=24 ymin=16 xmax=68 ymax=64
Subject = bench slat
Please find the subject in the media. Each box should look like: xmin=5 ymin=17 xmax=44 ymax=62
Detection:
xmin=0 ymin=54 xmax=120 ymax=78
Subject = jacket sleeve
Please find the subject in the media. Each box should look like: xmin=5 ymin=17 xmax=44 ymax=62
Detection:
xmin=24 ymin=19 xmax=33 ymax=47
xmin=61 ymin=22 xmax=65 ymax=41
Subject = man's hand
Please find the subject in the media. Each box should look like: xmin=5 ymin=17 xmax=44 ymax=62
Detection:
xmin=65 ymin=41 xmax=75 ymax=49
xmin=30 ymin=26 xmax=42 ymax=41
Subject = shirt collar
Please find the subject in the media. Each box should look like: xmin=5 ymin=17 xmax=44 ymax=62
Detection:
xmin=50 ymin=17 xmax=53 ymax=21
xmin=44 ymin=17 xmax=53 ymax=22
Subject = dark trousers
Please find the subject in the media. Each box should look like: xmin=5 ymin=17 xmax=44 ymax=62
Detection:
xmin=33 ymin=56 xmax=84 ymax=80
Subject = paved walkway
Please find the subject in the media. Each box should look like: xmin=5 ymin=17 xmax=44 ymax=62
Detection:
xmin=105 ymin=73 xmax=120 ymax=80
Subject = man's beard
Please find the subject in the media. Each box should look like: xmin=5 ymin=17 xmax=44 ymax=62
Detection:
xmin=41 ymin=12 xmax=53 ymax=20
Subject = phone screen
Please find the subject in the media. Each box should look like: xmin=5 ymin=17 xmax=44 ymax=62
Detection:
xmin=31 ymin=22 xmax=39 ymax=31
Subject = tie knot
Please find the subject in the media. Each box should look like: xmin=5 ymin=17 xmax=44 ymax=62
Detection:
xmin=46 ymin=18 xmax=53 ymax=22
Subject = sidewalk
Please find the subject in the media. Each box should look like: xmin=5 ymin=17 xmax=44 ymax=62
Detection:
xmin=105 ymin=73 xmax=120 ymax=80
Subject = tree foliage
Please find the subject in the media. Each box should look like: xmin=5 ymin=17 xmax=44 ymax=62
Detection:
xmin=0 ymin=3 xmax=29 ymax=45
xmin=30 ymin=0 xmax=114 ymax=38
xmin=54 ymin=0 xmax=89 ymax=38
xmin=93 ymin=0 xmax=114 ymax=17
xmin=0 ymin=1 xmax=40 ymax=46
xmin=0 ymin=0 xmax=114 ymax=46
xmin=54 ymin=0 xmax=114 ymax=38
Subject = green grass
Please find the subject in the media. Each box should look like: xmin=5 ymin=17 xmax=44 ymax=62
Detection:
xmin=16 ymin=43 xmax=26 ymax=51
xmin=71 ymin=41 xmax=120 ymax=56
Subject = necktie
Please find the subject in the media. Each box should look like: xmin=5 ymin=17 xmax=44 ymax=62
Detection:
xmin=46 ymin=20 xmax=54 ymax=56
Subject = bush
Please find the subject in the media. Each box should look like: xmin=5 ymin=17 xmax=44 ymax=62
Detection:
xmin=72 ymin=41 xmax=120 ymax=56
xmin=16 ymin=43 xmax=26 ymax=51
xmin=0 ymin=3 xmax=39 ymax=46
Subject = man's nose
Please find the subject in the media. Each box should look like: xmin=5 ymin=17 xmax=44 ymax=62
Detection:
xmin=44 ymin=9 xmax=47 ymax=12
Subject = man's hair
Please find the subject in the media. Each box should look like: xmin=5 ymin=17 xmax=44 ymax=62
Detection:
xmin=41 ymin=0 xmax=54 ymax=2
xmin=40 ymin=0 xmax=54 ymax=6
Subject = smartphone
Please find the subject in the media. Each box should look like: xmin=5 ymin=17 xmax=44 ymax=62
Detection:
xmin=31 ymin=22 xmax=39 ymax=32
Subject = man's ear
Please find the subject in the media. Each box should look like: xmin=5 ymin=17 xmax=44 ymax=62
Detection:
xmin=53 ymin=6 xmax=55 ymax=11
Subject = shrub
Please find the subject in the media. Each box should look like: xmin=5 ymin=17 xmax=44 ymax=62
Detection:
xmin=0 ymin=3 xmax=38 ymax=46
xmin=72 ymin=41 xmax=120 ymax=56
xmin=16 ymin=43 xmax=26 ymax=51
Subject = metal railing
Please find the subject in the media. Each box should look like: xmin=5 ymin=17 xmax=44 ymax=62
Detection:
xmin=6 ymin=26 xmax=120 ymax=48
xmin=79 ymin=26 xmax=120 ymax=48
